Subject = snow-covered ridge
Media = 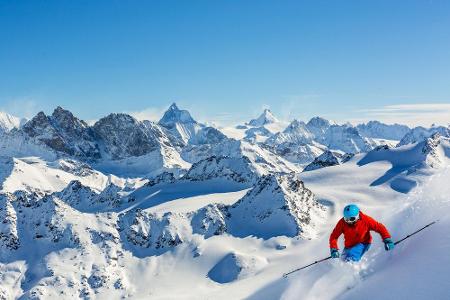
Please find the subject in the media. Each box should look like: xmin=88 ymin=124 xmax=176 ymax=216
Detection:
xmin=182 ymin=156 xmax=258 ymax=184
xmin=397 ymin=125 xmax=450 ymax=147
xmin=357 ymin=133 xmax=450 ymax=193
xmin=225 ymin=173 xmax=327 ymax=239
xmin=356 ymin=120 xmax=410 ymax=140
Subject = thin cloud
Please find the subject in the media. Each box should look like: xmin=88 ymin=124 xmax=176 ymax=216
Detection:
xmin=0 ymin=98 xmax=40 ymax=119
xmin=350 ymin=103 xmax=450 ymax=127
xmin=127 ymin=107 xmax=167 ymax=122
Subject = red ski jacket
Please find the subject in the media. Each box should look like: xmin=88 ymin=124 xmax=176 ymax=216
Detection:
xmin=329 ymin=211 xmax=391 ymax=249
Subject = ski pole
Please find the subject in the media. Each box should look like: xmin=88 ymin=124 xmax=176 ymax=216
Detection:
xmin=394 ymin=220 xmax=437 ymax=245
xmin=283 ymin=220 xmax=437 ymax=278
xmin=283 ymin=256 xmax=332 ymax=278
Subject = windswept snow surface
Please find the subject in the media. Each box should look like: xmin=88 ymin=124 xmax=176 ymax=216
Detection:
xmin=282 ymin=166 xmax=450 ymax=300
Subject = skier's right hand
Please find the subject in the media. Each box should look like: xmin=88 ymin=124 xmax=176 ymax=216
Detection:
xmin=330 ymin=248 xmax=340 ymax=258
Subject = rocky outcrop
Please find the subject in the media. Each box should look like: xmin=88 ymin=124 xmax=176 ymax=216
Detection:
xmin=182 ymin=156 xmax=257 ymax=184
xmin=119 ymin=210 xmax=189 ymax=252
xmin=55 ymin=180 xmax=125 ymax=211
xmin=22 ymin=107 xmax=100 ymax=159
xmin=303 ymin=150 xmax=354 ymax=171
xmin=191 ymin=204 xmax=228 ymax=238
xmin=93 ymin=113 xmax=161 ymax=159
xmin=0 ymin=193 xmax=19 ymax=250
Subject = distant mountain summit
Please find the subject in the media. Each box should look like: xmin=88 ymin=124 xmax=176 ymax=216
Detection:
xmin=357 ymin=121 xmax=410 ymax=140
xmin=247 ymin=109 xmax=279 ymax=127
xmin=238 ymin=109 xmax=286 ymax=143
xmin=158 ymin=103 xmax=197 ymax=128
xmin=158 ymin=103 xmax=229 ymax=146
xmin=306 ymin=116 xmax=332 ymax=137
xmin=266 ymin=119 xmax=315 ymax=145
xmin=0 ymin=111 xmax=23 ymax=133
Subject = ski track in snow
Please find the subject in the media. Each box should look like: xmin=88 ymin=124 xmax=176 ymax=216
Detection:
xmin=280 ymin=166 xmax=450 ymax=300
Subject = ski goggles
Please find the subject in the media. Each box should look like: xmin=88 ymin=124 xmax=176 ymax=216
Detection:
xmin=344 ymin=214 xmax=359 ymax=224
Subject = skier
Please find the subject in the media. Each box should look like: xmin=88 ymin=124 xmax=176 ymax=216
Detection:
xmin=329 ymin=204 xmax=395 ymax=261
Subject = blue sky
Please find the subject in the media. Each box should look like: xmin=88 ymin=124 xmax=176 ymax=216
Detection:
xmin=1 ymin=0 xmax=450 ymax=126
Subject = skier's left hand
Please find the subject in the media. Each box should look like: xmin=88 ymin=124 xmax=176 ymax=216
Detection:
xmin=330 ymin=248 xmax=340 ymax=258
xmin=383 ymin=238 xmax=395 ymax=251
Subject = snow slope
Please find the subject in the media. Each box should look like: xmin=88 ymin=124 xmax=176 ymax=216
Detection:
xmin=0 ymin=156 xmax=144 ymax=195
xmin=1 ymin=141 xmax=442 ymax=299
xmin=281 ymin=166 xmax=450 ymax=300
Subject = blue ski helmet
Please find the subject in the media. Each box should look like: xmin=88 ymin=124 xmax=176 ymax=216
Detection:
xmin=343 ymin=204 xmax=360 ymax=218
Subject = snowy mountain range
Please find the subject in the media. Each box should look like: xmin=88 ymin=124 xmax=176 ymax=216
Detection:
xmin=1 ymin=104 xmax=450 ymax=299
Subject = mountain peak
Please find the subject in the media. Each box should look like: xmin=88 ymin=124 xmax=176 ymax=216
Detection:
xmin=306 ymin=116 xmax=331 ymax=128
xmin=53 ymin=106 xmax=67 ymax=114
xmin=248 ymin=109 xmax=279 ymax=127
xmin=0 ymin=111 xmax=22 ymax=132
xmin=52 ymin=106 xmax=74 ymax=119
xmin=158 ymin=103 xmax=196 ymax=128
xmin=51 ymin=106 xmax=89 ymax=129
xmin=169 ymin=102 xmax=179 ymax=111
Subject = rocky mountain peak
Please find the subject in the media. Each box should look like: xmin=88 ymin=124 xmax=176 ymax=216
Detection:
xmin=285 ymin=119 xmax=308 ymax=132
xmin=248 ymin=109 xmax=278 ymax=127
xmin=93 ymin=113 xmax=160 ymax=159
xmin=21 ymin=108 xmax=100 ymax=159
xmin=158 ymin=103 xmax=196 ymax=128
xmin=53 ymin=106 xmax=71 ymax=117
xmin=95 ymin=113 xmax=138 ymax=126
xmin=307 ymin=116 xmax=331 ymax=129
xmin=51 ymin=106 xmax=90 ymax=135
xmin=22 ymin=111 xmax=51 ymax=137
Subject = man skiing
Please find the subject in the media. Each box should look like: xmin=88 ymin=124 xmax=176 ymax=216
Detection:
xmin=329 ymin=204 xmax=395 ymax=261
